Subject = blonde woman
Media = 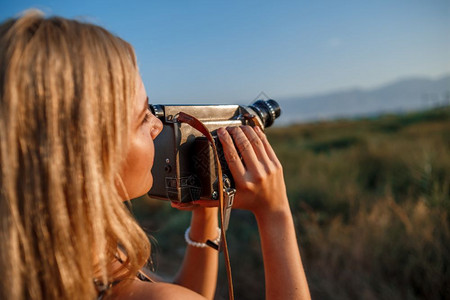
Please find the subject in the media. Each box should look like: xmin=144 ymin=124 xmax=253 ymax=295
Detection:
xmin=0 ymin=10 xmax=310 ymax=300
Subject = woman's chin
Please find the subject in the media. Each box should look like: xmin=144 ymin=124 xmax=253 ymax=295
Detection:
xmin=140 ymin=177 xmax=153 ymax=198
xmin=119 ymin=171 xmax=154 ymax=200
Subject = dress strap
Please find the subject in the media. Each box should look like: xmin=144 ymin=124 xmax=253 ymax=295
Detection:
xmin=94 ymin=278 xmax=121 ymax=300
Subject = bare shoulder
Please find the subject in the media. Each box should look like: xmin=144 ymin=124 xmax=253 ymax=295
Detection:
xmin=107 ymin=279 xmax=207 ymax=300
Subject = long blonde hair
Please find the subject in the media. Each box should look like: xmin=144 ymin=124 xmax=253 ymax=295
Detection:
xmin=0 ymin=10 xmax=150 ymax=299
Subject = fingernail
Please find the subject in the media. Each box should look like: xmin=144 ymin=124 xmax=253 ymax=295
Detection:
xmin=255 ymin=126 xmax=262 ymax=133
xmin=217 ymin=128 xmax=225 ymax=136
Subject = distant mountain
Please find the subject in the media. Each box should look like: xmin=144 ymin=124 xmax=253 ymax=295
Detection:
xmin=276 ymin=75 xmax=450 ymax=125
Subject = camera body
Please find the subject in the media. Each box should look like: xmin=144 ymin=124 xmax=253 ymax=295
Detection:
xmin=147 ymin=100 xmax=280 ymax=203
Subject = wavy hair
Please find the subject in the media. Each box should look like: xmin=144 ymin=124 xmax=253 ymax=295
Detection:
xmin=0 ymin=10 xmax=150 ymax=300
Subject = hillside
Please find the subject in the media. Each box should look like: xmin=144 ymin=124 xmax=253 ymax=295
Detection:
xmin=277 ymin=74 xmax=450 ymax=124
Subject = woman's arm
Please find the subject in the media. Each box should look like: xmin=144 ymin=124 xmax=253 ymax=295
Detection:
xmin=111 ymin=209 xmax=218 ymax=300
xmin=217 ymin=126 xmax=311 ymax=300
xmin=172 ymin=207 xmax=219 ymax=299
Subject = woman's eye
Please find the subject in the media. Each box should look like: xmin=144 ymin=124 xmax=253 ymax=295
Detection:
xmin=143 ymin=110 xmax=152 ymax=124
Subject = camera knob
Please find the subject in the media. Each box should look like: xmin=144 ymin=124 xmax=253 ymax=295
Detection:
xmin=149 ymin=104 xmax=165 ymax=119
xmin=223 ymin=175 xmax=232 ymax=189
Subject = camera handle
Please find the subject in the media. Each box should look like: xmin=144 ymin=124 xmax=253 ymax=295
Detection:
xmin=222 ymin=186 xmax=236 ymax=232
xmin=177 ymin=112 xmax=235 ymax=300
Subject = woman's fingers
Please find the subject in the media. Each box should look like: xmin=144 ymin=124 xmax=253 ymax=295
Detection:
xmin=240 ymin=125 xmax=272 ymax=169
xmin=217 ymin=128 xmax=246 ymax=178
xmin=218 ymin=125 xmax=278 ymax=183
xmin=226 ymin=127 xmax=262 ymax=174
xmin=253 ymin=125 xmax=281 ymax=167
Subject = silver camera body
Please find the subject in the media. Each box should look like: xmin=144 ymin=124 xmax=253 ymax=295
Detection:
xmin=147 ymin=99 xmax=280 ymax=203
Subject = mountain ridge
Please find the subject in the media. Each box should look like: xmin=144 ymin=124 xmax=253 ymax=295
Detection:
xmin=276 ymin=74 xmax=450 ymax=125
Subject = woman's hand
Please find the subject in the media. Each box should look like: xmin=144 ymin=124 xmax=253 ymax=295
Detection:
xmin=218 ymin=125 xmax=311 ymax=299
xmin=217 ymin=126 xmax=289 ymax=217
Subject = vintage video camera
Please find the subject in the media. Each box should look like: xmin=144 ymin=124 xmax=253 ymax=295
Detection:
xmin=147 ymin=99 xmax=281 ymax=204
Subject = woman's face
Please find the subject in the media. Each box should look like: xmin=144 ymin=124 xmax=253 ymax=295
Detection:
xmin=118 ymin=75 xmax=163 ymax=200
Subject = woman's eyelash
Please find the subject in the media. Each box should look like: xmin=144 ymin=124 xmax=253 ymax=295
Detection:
xmin=143 ymin=110 xmax=152 ymax=123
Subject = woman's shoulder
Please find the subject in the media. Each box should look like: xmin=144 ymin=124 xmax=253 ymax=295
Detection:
xmin=108 ymin=279 xmax=207 ymax=300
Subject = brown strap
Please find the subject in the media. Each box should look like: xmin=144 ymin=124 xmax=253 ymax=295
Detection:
xmin=177 ymin=112 xmax=234 ymax=300
xmin=243 ymin=113 xmax=263 ymax=129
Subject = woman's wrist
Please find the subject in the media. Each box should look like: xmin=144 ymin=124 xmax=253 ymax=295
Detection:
xmin=185 ymin=226 xmax=221 ymax=248
xmin=254 ymin=206 xmax=298 ymax=252
xmin=255 ymin=206 xmax=293 ymax=225
xmin=189 ymin=207 xmax=219 ymax=243
xmin=251 ymin=195 xmax=292 ymax=221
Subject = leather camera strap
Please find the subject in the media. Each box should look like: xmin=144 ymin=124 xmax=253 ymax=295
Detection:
xmin=243 ymin=112 xmax=263 ymax=129
xmin=176 ymin=112 xmax=234 ymax=300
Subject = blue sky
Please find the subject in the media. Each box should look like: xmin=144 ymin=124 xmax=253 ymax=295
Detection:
xmin=1 ymin=0 xmax=449 ymax=104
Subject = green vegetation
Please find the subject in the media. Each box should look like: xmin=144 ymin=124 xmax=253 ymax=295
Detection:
xmin=132 ymin=106 xmax=450 ymax=299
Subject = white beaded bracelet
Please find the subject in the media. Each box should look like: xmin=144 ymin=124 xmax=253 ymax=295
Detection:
xmin=184 ymin=226 xmax=221 ymax=248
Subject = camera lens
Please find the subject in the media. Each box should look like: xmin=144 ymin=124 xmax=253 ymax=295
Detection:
xmin=249 ymin=99 xmax=281 ymax=128
xmin=149 ymin=104 xmax=165 ymax=119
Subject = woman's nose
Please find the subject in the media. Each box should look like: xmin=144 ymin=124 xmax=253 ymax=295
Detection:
xmin=151 ymin=115 xmax=163 ymax=139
